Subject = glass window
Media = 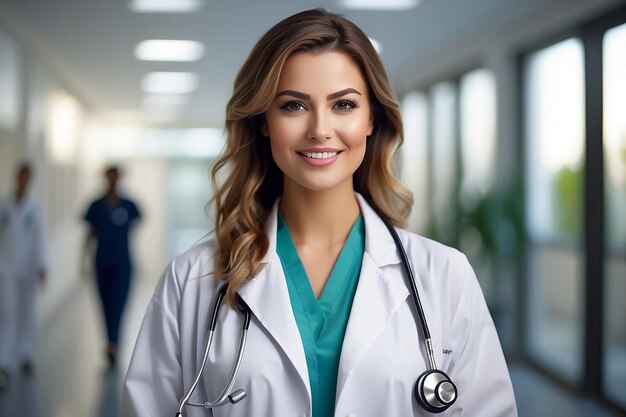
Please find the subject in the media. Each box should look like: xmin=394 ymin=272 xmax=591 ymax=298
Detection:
xmin=401 ymin=91 xmax=430 ymax=234
xmin=524 ymin=38 xmax=585 ymax=383
xmin=602 ymin=22 xmax=626 ymax=409
xmin=459 ymin=68 xmax=497 ymax=206
xmin=458 ymin=69 xmax=498 ymax=299
xmin=430 ymin=82 xmax=457 ymax=245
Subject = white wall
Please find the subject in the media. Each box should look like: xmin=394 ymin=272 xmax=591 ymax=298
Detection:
xmin=0 ymin=18 xmax=98 ymax=323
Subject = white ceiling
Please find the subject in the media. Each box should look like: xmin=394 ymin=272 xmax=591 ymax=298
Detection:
xmin=1 ymin=0 xmax=559 ymax=128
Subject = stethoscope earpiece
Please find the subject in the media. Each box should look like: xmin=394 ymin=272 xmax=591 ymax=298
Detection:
xmin=414 ymin=369 xmax=457 ymax=413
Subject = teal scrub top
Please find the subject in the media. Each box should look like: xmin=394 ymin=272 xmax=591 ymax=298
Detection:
xmin=276 ymin=214 xmax=365 ymax=417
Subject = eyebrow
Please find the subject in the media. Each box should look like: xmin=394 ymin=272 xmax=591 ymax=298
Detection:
xmin=328 ymin=88 xmax=362 ymax=100
xmin=275 ymin=88 xmax=362 ymax=101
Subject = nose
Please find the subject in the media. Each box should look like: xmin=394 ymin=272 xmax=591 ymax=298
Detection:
xmin=307 ymin=110 xmax=332 ymax=141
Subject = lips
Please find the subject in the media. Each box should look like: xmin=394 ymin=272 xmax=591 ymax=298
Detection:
xmin=295 ymin=148 xmax=343 ymax=167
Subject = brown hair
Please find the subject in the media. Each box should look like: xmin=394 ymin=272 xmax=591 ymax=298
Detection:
xmin=210 ymin=8 xmax=413 ymax=306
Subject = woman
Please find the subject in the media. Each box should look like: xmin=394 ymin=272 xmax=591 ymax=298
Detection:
xmin=121 ymin=9 xmax=517 ymax=417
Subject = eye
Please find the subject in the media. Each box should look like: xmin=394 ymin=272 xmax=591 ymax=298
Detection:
xmin=333 ymin=99 xmax=359 ymax=111
xmin=279 ymin=101 xmax=307 ymax=112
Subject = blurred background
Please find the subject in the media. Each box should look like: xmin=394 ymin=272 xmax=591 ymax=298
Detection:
xmin=0 ymin=0 xmax=625 ymax=416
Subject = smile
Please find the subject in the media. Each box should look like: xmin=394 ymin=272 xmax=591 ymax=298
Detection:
xmin=298 ymin=151 xmax=339 ymax=159
xmin=296 ymin=150 xmax=343 ymax=167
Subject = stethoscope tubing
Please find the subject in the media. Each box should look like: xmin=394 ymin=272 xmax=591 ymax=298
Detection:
xmin=176 ymin=210 xmax=454 ymax=416
xmin=377 ymin=215 xmax=438 ymax=371
xmin=176 ymin=285 xmax=251 ymax=416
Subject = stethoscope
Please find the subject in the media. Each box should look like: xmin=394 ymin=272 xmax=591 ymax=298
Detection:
xmin=176 ymin=213 xmax=458 ymax=416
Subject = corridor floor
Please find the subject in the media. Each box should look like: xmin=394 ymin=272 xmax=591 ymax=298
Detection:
xmin=0 ymin=275 xmax=622 ymax=417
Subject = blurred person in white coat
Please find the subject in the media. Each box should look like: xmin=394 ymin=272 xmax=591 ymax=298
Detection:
xmin=121 ymin=9 xmax=517 ymax=417
xmin=0 ymin=162 xmax=47 ymax=392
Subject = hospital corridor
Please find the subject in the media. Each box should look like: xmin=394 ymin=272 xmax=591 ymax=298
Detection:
xmin=1 ymin=0 xmax=626 ymax=416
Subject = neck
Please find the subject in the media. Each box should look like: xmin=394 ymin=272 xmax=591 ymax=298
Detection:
xmin=105 ymin=189 xmax=118 ymax=202
xmin=15 ymin=189 xmax=26 ymax=204
xmin=279 ymin=180 xmax=360 ymax=246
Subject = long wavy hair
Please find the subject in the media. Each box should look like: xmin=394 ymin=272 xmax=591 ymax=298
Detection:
xmin=210 ymin=8 xmax=413 ymax=306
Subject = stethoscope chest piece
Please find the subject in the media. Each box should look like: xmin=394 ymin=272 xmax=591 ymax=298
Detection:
xmin=176 ymin=212 xmax=461 ymax=416
xmin=415 ymin=369 xmax=457 ymax=413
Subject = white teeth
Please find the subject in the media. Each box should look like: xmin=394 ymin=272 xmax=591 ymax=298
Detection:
xmin=302 ymin=151 xmax=338 ymax=159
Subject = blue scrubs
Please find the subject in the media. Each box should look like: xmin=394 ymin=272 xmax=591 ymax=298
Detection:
xmin=277 ymin=215 xmax=365 ymax=417
xmin=84 ymin=197 xmax=140 ymax=345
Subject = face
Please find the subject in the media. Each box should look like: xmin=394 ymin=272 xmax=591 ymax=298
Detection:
xmin=106 ymin=169 xmax=119 ymax=189
xmin=263 ymin=51 xmax=373 ymax=193
xmin=17 ymin=169 xmax=31 ymax=191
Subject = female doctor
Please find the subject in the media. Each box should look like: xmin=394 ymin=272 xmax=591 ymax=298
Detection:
xmin=121 ymin=8 xmax=517 ymax=417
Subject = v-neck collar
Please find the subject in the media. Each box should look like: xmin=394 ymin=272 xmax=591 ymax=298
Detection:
xmin=276 ymin=214 xmax=364 ymax=336
xmin=236 ymin=194 xmax=409 ymax=410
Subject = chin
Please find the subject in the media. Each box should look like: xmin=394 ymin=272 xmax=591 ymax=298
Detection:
xmin=291 ymin=175 xmax=354 ymax=193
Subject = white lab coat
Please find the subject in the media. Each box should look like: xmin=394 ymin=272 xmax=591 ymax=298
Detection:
xmin=121 ymin=194 xmax=517 ymax=417
xmin=0 ymin=196 xmax=47 ymax=368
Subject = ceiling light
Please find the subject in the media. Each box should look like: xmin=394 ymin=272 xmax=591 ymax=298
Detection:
xmin=141 ymin=72 xmax=198 ymax=94
xmin=135 ymin=40 xmax=204 ymax=61
xmin=340 ymin=0 xmax=421 ymax=11
xmin=129 ymin=0 xmax=203 ymax=13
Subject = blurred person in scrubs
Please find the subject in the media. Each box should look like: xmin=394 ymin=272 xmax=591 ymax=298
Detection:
xmin=83 ymin=165 xmax=141 ymax=368
xmin=122 ymin=9 xmax=517 ymax=417
xmin=0 ymin=162 xmax=47 ymax=392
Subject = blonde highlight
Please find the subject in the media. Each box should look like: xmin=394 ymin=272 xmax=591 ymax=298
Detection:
xmin=210 ymin=9 xmax=413 ymax=307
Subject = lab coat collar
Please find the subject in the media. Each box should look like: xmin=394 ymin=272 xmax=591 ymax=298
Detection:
xmin=259 ymin=193 xmax=402 ymax=266
xmin=259 ymin=200 xmax=279 ymax=264
xmin=354 ymin=193 xmax=402 ymax=267
xmin=335 ymin=195 xmax=410 ymax=401
xmin=237 ymin=200 xmax=311 ymax=406
xmin=237 ymin=193 xmax=407 ymax=411
xmin=335 ymin=251 xmax=410 ymax=400
xmin=236 ymin=258 xmax=312 ymax=407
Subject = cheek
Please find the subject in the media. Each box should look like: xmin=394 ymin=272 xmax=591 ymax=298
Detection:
xmin=267 ymin=118 xmax=303 ymax=150
xmin=337 ymin=117 xmax=371 ymax=149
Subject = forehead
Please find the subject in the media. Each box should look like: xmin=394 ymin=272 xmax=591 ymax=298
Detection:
xmin=277 ymin=51 xmax=369 ymax=95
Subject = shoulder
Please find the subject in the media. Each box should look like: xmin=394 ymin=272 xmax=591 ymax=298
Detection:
xmin=172 ymin=236 xmax=219 ymax=279
xmin=86 ymin=197 xmax=105 ymax=210
xmin=392 ymin=228 xmax=475 ymax=294
xmin=156 ymin=235 xmax=220 ymax=295
xmin=83 ymin=197 xmax=103 ymax=221
xmin=396 ymin=228 xmax=469 ymax=269
xmin=119 ymin=197 xmax=139 ymax=209
xmin=121 ymin=196 xmax=137 ymax=205
xmin=121 ymin=198 xmax=141 ymax=218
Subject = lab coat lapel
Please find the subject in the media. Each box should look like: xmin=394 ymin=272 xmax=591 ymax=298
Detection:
xmin=336 ymin=195 xmax=409 ymax=397
xmin=236 ymin=201 xmax=311 ymax=401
